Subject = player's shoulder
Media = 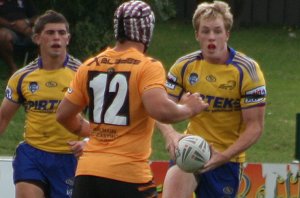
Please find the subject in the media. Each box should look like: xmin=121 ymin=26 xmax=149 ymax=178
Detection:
xmin=173 ymin=50 xmax=202 ymax=66
xmin=232 ymin=50 xmax=262 ymax=82
xmin=65 ymin=54 xmax=82 ymax=71
xmin=232 ymin=50 xmax=259 ymax=69
xmin=10 ymin=58 xmax=39 ymax=79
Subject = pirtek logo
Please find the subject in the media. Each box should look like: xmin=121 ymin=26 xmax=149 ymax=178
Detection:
xmin=25 ymin=100 xmax=61 ymax=111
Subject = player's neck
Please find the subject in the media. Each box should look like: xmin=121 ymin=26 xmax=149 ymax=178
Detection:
xmin=203 ymin=48 xmax=230 ymax=65
xmin=40 ymin=52 xmax=67 ymax=70
xmin=113 ymin=41 xmax=145 ymax=53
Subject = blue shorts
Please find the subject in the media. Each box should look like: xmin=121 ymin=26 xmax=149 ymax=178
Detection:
xmin=194 ymin=162 xmax=242 ymax=198
xmin=13 ymin=142 xmax=77 ymax=198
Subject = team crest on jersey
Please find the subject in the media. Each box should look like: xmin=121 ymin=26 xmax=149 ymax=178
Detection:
xmin=29 ymin=82 xmax=39 ymax=93
xmin=5 ymin=86 xmax=13 ymax=99
xmin=189 ymin=73 xmax=199 ymax=85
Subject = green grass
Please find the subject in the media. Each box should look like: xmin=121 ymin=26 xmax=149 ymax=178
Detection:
xmin=1 ymin=21 xmax=300 ymax=163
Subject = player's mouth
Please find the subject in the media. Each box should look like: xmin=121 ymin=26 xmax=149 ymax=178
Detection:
xmin=208 ymin=44 xmax=216 ymax=50
xmin=51 ymin=44 xmax=61 ymax=48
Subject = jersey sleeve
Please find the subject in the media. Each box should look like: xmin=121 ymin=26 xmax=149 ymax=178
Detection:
xmin=164 ymin=60 xmax=186 ymax=99
xmin=138 ymin=59 xmax=166 ymax=94
xmin=5 ymin=74 xmax=22 ymax=103
xmin=240 ymin=61 xmax=266 ymax=108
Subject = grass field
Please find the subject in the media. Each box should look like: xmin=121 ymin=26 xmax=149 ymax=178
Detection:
xmin=0 ymin=20 xmax=299 ymax=163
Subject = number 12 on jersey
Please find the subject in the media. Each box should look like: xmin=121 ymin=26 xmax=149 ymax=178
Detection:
xmin=88 ymin=71 xmax=130 ymax=126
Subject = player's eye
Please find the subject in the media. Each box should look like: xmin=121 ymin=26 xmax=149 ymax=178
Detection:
xmin=200 ymin=29 xmax=210 ymax=34
xmin=58 ymin=30 xmax=67 ymax=35
xmin=45 ymin=30 xmax=67 ymax=35
xmin=45 ymin=30 xmax=55 ymax=35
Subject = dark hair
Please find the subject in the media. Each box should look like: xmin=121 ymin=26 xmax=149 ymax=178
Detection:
xmin=33 ymin=10 xmax=69 ymax=34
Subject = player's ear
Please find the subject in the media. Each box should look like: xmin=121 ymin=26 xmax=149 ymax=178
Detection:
xmin=226 ymin=31 xmax=230 ymax=41
xmin=32 ymin=33 xmax=40 ymax=45
xmin=195 ymin=31 xmax=199 ymax=41
xmin=66 ymin=33 xmax=71 ymax=45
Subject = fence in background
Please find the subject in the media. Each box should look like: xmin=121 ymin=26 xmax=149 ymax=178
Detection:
xmin=175 ymin=0 xmax=300 ymax=26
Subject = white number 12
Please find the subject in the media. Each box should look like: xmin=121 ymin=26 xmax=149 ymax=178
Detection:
xmin=89 ymin=73 xmax=129 ymax=125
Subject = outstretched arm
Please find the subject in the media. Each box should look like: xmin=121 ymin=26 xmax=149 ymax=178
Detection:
xmin=142 ymin=88 xmax=208 ymax=123
xmin=0 ymin=98 xmax=20 ymax=135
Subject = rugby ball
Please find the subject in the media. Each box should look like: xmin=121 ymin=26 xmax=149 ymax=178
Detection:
xmin=175 ymin=135 xmax=211 ymax=173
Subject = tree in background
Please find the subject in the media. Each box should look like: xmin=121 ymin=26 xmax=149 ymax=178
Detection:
xmin=33 ymin=0 xmax=176 ymax=60
xmin=33 ymin=0 xmax=121 ymax=60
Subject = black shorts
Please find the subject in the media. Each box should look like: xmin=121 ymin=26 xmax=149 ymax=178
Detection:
xmin=72 ymin=175 xmax=157 ymax=198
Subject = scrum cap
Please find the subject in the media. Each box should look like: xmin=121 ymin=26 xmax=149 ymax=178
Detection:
xmin=114 ymin=0 xmax=155 ymax=50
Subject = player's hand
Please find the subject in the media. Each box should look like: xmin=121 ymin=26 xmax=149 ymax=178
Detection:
xmin=165 ymin=131 xmax=185 ymax=160
xmin=198 ymin=145 xmax=230 ymax=174
xmin=179 ymin=92 xmax=209 ymax=116
xmin=68 ymin=140 xmax=87 ymax=158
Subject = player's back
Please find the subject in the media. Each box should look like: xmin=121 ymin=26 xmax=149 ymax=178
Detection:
xmin=68 ymin=47 xmax=166 ymax=183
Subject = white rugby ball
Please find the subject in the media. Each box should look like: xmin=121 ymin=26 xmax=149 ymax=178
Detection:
xmin=175 ymin=135 xmax=211 ymax=173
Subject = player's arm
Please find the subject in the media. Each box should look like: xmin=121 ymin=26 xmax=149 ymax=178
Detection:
xmin=201 ymin=106 xmax=265 ymax=173
xmin=56 ymin=98 xmax=91 ymax=137
xmin=156 ymin=121 xmax=184 ymax=160
xmin=154 ymin=94 xmax=185 ymax=159
xmin=0 ymin=98 xmax=20 ymax=135
xmin=142 ymin=87 xmax=208 ymax=123
xmin=223 ymin=106 xmax=265 ymax=158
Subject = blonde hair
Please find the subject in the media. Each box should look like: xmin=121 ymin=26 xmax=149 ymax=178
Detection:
xmin=192 ymin=1 xmax=233 ymax=32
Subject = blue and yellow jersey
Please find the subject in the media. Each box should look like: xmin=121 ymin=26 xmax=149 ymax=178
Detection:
xmin=5 ymin=55 xmax=82 ymax=153
xmin=166 ymin=48 xmax=266 ymax=162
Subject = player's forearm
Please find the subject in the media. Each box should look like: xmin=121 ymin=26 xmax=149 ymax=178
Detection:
xmin=223 ymin=122 xmax=263 ymax=160
xmin=57 ymin=114 xmax=91 ymax=137
xmin=156 ymin=122 xmax=176 ymax=138
xmin=0 ymin=99 xmax=20 ymax=135
xmin=152 ymin=102 xmax=194 ymax=123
